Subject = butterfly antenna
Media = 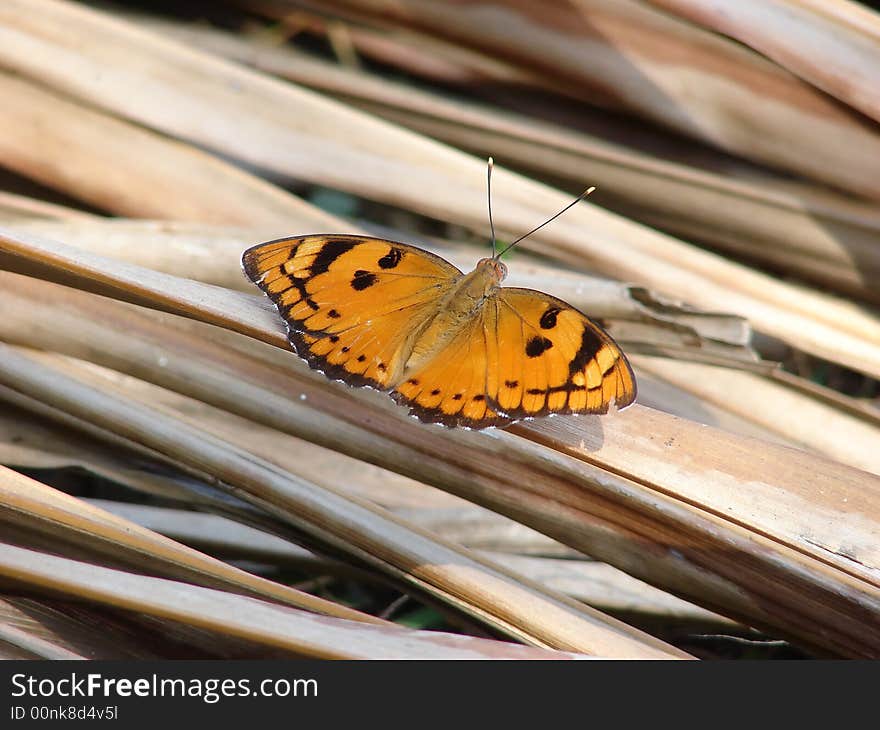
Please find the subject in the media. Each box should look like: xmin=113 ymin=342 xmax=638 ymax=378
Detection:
xmin=487 ymin=157 xmax=497 ymax=258
xmin=496 ymin=186 xmax=596 ymax=259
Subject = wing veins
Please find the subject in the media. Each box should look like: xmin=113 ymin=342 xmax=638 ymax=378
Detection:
xmin=293 ymin=297 xmax=439 ymax=335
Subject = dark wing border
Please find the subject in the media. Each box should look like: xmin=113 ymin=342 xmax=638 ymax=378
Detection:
xmin=389 ymin=389 xmax=516 ymax=429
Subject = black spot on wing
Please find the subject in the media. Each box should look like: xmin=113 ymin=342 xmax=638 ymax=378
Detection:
xmin=539 ymin=307 xmax=561 ymax=330
xmin=570 ymin=326 xmax=603 ymax=374
xmin=504 ymin=379 xmax=519 ymax=388
xmin=351 ymin=270 xmax=378 ymax=290
xmin=525 ymin=336 xmax=553 ymax=358
xmin=328 ymin=309 xmax=341 ymax=319
xmin=310 ymin=239 xmax=357 ymax=276
xmin=378 ymin=248 xmax=403 ymax=269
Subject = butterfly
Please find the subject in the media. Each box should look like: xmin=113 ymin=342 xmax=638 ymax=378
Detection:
xmin=242 ymin=167 xmax=636 ymax=429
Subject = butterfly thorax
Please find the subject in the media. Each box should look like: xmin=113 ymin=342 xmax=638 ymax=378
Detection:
xmin=391 ymin=257 xmax=506 ymax=384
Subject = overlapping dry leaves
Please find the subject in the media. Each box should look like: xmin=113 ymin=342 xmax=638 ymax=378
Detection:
xmin=0 ymin=0 xmax=878 ymax=659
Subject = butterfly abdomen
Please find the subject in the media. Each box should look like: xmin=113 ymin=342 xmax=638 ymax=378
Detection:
xmin=394 ymin=261 xmax=502 ymax=382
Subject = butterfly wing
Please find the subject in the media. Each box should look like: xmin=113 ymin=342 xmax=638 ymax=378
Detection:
xmin=391 ymin=287 xmax=635 ymax=428
xmin=490 ymin=287 xmax=636 ymax=419
xmin=242 ymin=235 xmax=461 ymax=389
xmin=391 ymin=312 xmax=510 ymax=428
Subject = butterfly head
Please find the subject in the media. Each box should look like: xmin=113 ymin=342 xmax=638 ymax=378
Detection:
xmin=477 ymin=257 xmax=508 ymax=283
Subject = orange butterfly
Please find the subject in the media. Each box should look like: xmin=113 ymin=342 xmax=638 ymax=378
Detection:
xmin=242 ymin=166 xmax=636 ymax=428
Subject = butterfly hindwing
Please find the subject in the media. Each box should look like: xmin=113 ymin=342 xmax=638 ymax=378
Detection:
xmin=242 ymin=235 xmax=460 ymax=389
xmin=391 ymin=314 xmax=510 ymax=428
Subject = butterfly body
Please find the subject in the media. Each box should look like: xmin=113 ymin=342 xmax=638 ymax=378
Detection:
xmin=243 ymin=234 xmax=636 ymax=429
xmin=396 ymin=257 xmax=506 ymax=382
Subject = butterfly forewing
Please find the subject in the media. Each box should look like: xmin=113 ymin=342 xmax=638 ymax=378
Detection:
xmin=242 ymin=235 xmax=460 ymax=388
xmin=491 ymin=288 xmax=636 ymax=419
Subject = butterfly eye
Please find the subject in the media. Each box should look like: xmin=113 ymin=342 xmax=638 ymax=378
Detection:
xmin=478 ymin=258 xmax=507 ymax=281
